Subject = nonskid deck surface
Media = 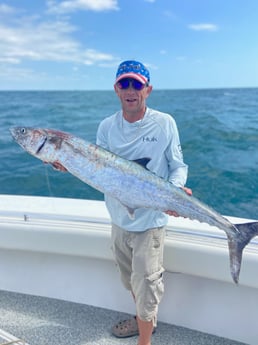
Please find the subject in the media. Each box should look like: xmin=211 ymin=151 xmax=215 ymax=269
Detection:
xmin=0 ymin=290 xmax=247 ymax=345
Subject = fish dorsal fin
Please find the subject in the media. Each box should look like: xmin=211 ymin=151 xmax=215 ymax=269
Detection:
xmin=133 ymin=157 xmax=151 ymax=170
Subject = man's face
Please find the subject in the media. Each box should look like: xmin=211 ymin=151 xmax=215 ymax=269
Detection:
xmin=114 ymin=78 xmax=152 ymax=117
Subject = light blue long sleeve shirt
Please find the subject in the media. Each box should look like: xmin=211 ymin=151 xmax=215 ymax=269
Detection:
xmin=96 ymin=107 xmax=188 ymax=232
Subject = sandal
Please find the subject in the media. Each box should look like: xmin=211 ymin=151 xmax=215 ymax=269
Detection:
xmin=111 ymin=316 xmax=156 ymax=338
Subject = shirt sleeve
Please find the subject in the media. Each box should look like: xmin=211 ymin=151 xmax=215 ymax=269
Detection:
xmin=165 ymin=117 xmax=188 ymax=188
xmin=96 ymin=118 xmax=109 ymax=150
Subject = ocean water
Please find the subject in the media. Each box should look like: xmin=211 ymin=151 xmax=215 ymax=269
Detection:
xmin=1 ymin=88 xmax=258 ymax=220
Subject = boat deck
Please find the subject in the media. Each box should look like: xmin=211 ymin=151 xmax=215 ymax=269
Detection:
xmin=0 ymin=290 xmax=247 ymax=345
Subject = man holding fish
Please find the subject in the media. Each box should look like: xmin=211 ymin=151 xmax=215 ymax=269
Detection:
xmin=97 ymin=60 xmax=191 ymax=345
xmin=12 ymin=60 xmax=258 ymax=345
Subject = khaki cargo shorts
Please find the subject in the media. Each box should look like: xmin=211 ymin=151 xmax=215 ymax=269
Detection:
xmin=111 ymin=223 xmax=165 ymax=326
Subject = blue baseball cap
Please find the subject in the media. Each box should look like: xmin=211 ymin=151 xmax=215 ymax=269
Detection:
xmin=115 ymin=60 xmax=150 ymax=84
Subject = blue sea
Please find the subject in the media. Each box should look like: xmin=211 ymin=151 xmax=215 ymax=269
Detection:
xmin=1 ymin=88 xmax=258 ymax=220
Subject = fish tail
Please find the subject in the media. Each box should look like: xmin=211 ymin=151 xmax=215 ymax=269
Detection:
xmin=228 ymin=221 xmax=258 ymax=284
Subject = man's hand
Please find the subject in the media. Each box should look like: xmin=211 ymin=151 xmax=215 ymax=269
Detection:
xmin=182 ymin=186 xmax=192 ymax=196
xmin=165 ymin=186 xmax=192 ymax=217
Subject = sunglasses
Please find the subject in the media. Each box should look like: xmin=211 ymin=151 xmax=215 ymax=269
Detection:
xmin=116 ymin=78 xmax=147 ymax=91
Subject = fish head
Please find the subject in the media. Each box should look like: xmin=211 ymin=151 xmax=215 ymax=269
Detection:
xmin=10 ymin=127 xmax=46 ymax=152
xmin=10 ymin=126 xmax=56 ymax=162
xmin=10 ymin=126 xmax=72 ymax=164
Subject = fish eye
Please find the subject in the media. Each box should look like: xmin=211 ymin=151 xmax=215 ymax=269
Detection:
xmin=20 ymin=128 xmax=26 ymax=134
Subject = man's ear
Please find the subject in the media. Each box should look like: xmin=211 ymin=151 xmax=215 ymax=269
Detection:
xmin=114 ymin=84 xmax=119 ymax=95
xmin=146 ymin=84 xmax=153 ymax=98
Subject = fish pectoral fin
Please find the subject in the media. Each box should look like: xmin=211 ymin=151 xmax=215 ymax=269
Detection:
xmin=51 ymin=161 xmax=67 ymax=172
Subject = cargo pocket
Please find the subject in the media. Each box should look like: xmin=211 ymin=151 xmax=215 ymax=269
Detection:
xmin=146 ymin=268 xmax=165 ymax=307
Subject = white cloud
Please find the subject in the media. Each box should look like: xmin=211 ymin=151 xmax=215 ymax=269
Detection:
xmin=0 ymin=19 xmax=117 ymax=66
xmin=0 ymin=57 xmax=20 ymax=64
xmin=0 ymin=2 xmax=120 ymax=86
xmin=163 ymin=10 xmax=176 ymax=18
xmin=176 ymin=56 xmax=187 ymax=61
xmin=0 ymin=4 xmax=16 ymax=14
xmin=0 ymin=65 xmax=42 ymax=80
xmin=188 ymin=23 xmax=219 ymax=32
xmin=47 ymin=0 xmax=119 ymax=14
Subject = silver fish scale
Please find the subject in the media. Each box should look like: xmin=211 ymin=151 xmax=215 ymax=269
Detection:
xmin=63 ymin=137 xmax=235 ymax=234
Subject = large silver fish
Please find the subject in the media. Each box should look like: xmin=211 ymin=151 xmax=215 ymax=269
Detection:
xmin=10 ymin=126 xmax=258 ymax=283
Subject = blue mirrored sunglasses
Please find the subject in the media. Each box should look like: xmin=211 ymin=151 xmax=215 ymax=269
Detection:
xmin=116 ymin=78 xmax=147 ymax=91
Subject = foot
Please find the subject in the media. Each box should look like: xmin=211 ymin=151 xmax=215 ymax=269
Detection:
xmin=111 ymin=316 xmax=156 ymax=338
xmin=111 ymin=316 xmax=138 ymax=338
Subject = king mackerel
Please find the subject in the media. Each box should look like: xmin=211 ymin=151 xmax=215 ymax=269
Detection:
xmin=10 ymin=126 xmax=258 ymax=285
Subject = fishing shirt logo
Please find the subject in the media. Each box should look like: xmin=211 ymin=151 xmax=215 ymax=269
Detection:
xmin=142 ymin=136 xmax=158 ymax=142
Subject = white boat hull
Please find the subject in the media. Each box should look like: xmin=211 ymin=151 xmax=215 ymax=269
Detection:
xmin=0 ymin=195 xmax=257 ymax=344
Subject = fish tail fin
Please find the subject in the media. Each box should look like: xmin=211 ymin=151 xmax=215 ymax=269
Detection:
xmin=228 ymin=221 xmax=258 ymax=284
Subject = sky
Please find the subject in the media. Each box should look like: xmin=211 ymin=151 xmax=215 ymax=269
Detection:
xmin=0 ymin=0 xmax=258 ymax=90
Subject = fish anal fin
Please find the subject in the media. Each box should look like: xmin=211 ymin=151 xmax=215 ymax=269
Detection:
xmin=119 ymin=202 xmax=136 ymax=220
xmin=126 ymin=206 xmax=136 ymax=220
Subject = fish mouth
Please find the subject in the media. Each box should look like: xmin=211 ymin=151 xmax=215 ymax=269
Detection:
xmin=9 ymin=127 xmax=21 ymax=140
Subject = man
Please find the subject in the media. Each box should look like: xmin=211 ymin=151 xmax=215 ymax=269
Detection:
xmin=96 ymin=60 xmax=191 ymax=345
